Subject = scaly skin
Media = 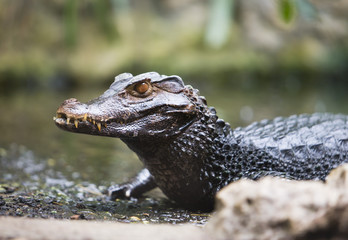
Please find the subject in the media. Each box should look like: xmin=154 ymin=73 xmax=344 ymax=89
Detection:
xmin=54 ymin=72 xmax=348 ymax=210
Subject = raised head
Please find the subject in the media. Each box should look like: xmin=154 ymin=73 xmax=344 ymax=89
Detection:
xmin=54 ymin=72 xmax=205 ymax=139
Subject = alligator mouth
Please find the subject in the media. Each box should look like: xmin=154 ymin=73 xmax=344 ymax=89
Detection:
xmin=54 ymin=101 xmax=197 ymax=139
xmin=54 ymin=106 xmax=192 ymax=132
xmin=53 ymin=112 xmax=131 ymax=132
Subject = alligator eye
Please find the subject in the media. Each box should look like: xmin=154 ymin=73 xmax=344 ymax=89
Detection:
xmin=134 ymin=82 xmax=149 ymax=94
xmin=127 ymin=80 xmax=153 ymax=97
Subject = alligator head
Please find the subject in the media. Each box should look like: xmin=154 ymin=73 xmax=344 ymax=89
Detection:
xmin=54 ymin=72 xmax=200 ymax=139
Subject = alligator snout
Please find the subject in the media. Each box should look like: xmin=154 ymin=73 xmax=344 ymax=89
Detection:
xmin=56 ymin=98 xmax=88 ymax=119
xmin=54 ymin=97 xmax=113 ymax=132
xmin=61 ymin=98 xmax=80 ymax=105
xmin=54 ymin=98 xmax=88 ymax=128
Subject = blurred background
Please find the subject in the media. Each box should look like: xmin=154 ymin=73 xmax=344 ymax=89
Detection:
xmin=0 ymin=0 xmax=347 ymax=186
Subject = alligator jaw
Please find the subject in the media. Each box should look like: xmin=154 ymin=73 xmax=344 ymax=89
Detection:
xmin=54 ymin=112 xmax=109 ymax=133
xmin=53 ymin=97 xmax=115 ymax=136
xmin=54 ymin=107 xmax=195 ymax=138
xmin=53 ymin=108 xmax=137 ymax=137
xmin=54 ymin=98 xmax=195 ymax=138
xmin=53 ymin=111 xmax=138 ymax=136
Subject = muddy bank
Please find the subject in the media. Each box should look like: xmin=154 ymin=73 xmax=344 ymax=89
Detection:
xmin=0 ymin=145 xmax=210 ymax=224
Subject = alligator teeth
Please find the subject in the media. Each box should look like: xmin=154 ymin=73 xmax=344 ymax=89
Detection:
xmin=54 ymin=112 xmax=110 ymax=131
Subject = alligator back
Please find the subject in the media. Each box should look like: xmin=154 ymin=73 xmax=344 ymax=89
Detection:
xmin=232 ymin=113 xmax=348 ymax=180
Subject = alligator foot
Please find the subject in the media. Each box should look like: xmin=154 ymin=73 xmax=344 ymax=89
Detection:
xmin=108 ymin=168 xmax=157 ymax=200
xmin=108 ymin=183 xmax=134 ymax=200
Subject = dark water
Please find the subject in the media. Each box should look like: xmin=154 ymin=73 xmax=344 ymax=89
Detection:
xmin=0 ymin=80 xmax=347 ymax=185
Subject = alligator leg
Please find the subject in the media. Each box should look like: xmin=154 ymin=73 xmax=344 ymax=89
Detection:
xmin=108 ymin=168 xmax=157 ymax=200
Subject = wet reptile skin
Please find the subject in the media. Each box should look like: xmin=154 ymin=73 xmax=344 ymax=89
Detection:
xmin=54 ymin=72 xmax=348 ymax=210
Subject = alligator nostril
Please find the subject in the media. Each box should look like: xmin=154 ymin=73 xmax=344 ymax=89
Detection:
xmin=63 ymin=98 xmax=80 ymax=105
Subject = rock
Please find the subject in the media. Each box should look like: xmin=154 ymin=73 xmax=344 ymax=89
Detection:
xmin=205 ymin=163 xmax=348 ymax=240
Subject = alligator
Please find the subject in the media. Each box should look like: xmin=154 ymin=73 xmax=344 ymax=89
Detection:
xmin=54 ymin=72 xmax=348 ymax=210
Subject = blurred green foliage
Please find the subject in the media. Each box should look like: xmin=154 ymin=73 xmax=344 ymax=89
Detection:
xmin=278 ymin=0 xmax=296 ymax=23
xmin=278 ymin=0 xmax=318 ymax=24
xmin=64 ymin=0 xmax=78 ymax=48
xmin=204 ymin=0 xmax=233 ymax=48
xmin=0 ymin=0 xmax=347 ymax=91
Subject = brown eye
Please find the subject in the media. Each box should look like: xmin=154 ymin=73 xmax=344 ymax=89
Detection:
xmin=127 ymin=80 xmax=153 ymax=98
xmin=134 ymin=82 xmax=149 ymax=94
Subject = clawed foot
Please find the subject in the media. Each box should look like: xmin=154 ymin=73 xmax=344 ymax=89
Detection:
xmin=108 ymin=169 xmax=157 ymax=201
xmin=108 ymin=183 xmax=134 ymax=201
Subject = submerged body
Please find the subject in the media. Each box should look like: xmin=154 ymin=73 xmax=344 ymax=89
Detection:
xmin=54 ymin=72 xmax=348 ymax=210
